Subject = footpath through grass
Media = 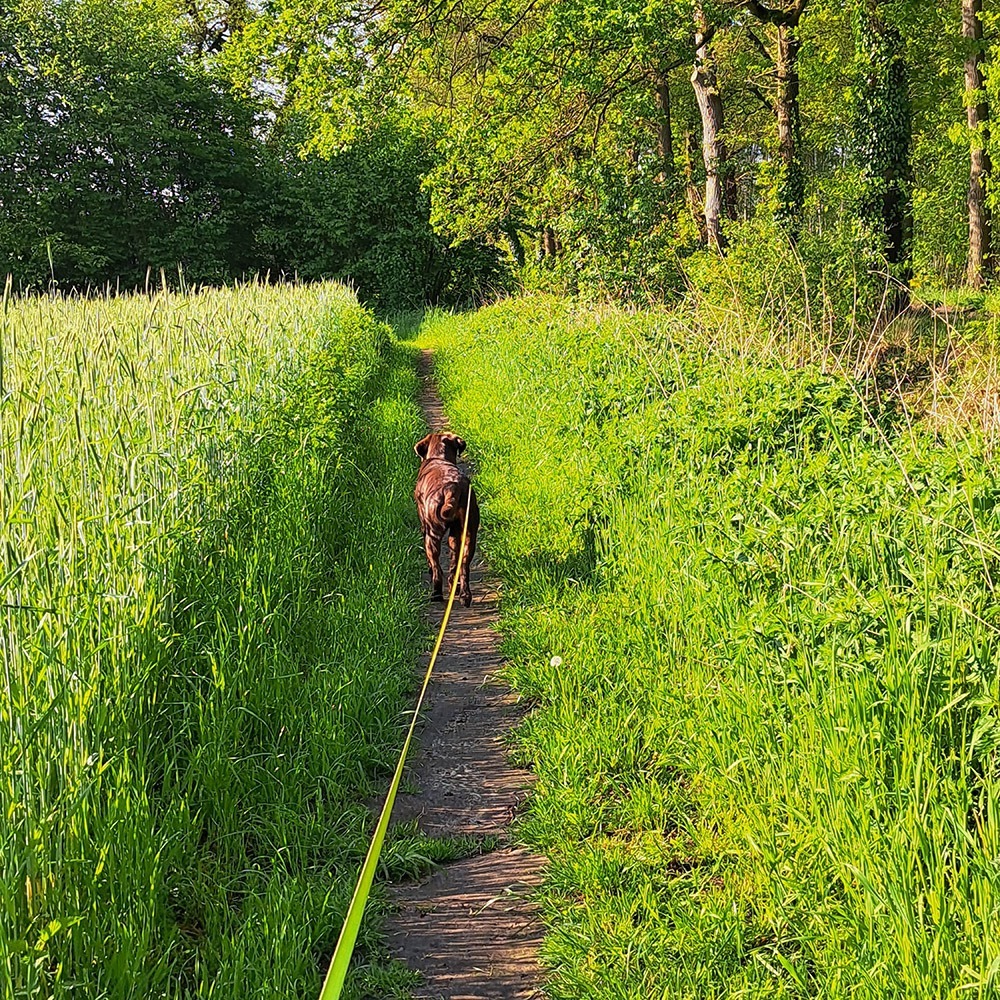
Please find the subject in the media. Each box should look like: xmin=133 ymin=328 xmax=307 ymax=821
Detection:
xmin=0 ymin=283 xmax=434 ymax=998
xmin=423 ymin=295 xmax=1000 ymax=998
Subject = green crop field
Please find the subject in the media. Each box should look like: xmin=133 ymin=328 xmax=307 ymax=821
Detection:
xmin=421 ymin=296 xmax=1000 ymax=998
xmin=0 ymin=283 xmax=451 ymax=998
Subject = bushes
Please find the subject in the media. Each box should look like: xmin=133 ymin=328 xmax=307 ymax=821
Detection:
xmin=256 ymin=123 xmax=509 ymax=312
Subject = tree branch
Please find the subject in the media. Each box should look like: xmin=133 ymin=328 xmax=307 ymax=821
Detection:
xmin=744 ymin=25 xmax=772 ymax=62
xmin=741 ymin=0 xmax=806 ymax=28
xmin=745 ymin=82 xmax=772 ymax=112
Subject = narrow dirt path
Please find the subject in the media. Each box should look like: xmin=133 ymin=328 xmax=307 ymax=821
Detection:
xmin=384 ymin=351 xmax=546 ymax=1000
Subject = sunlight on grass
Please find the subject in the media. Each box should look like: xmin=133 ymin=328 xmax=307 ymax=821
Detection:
xmin=422 ymin=294 xmax=1000 ymax=998
xmin=0 ymin=283 xmax=429 ymax=997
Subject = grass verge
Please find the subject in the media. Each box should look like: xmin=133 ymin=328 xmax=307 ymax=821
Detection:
xmin=421 ymin=294 xmax=1000 ymax=998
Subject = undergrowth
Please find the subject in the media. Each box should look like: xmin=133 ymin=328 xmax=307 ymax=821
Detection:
xmin=423 ymin=294 xmax=1000 ymax=998
xmin=0 ymin=284 xmax=432 ymax=998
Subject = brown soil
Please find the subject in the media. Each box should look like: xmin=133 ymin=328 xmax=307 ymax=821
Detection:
xmin=383 ymin=351 xmax=547 ymax=1000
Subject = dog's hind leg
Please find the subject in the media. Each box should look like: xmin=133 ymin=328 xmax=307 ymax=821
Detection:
xmin=449 ymin=517 xmax=475 ymax=608
xmin=459 ymin=521 xmax=476 ymax=607
xmin=446 ymin=528 xmax=460 ymax=598
xmin=424 ymin=530 xmax=444 ymax=600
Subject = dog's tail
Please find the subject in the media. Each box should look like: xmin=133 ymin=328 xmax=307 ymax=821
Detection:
xmin=438 ymin=484 xmax=462 ymax=522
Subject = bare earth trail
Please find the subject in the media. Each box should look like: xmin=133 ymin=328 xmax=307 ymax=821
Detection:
xmin=384 ymin=351 xmax=547 ymax=1000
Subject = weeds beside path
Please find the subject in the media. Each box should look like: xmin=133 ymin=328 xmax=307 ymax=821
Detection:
xmin=384 ymin=350 xmax=546 ymax=1000
xmin=422 ymin=296 xmax=1000 ymax=999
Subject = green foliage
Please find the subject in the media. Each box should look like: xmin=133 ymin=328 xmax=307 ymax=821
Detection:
xmin=519 ymin=167 xmax=695 ymax=304
xmin=0 ymin=0 xmax=260 ymax=287
xmin=679 ymin=214 xmax=895 ymax=342
xmin=0 ymin=0 xmax=990 ymax=304
xmin=256 ymin=120 xmax=509 ymax=311
xmin=399 ymin=0 xmax=703 ymax=295
xmin=0 ymin=283 xmax=427 ymax=997
xmin=368 ymin=0 xmax=982 ymax=301
xmin=907 ymin=1 xmax=968 ymax=286
xmin=0 ymin=0 xmax=504 ymax=308
xmin=422 ymin=295 xmax=1000 ymax=996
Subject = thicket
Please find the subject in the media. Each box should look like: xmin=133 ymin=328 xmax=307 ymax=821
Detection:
xmin=0 ymin=1 xmax=501 ymax=310
xmin=426 ymin=295 xmax=1000 ymax=996
xmin=0 ymin=284 xmax=437 ymax=997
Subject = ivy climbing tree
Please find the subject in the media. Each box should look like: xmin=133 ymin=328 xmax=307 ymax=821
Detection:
xmin=853 ymin=0 xmax=913 ymax=299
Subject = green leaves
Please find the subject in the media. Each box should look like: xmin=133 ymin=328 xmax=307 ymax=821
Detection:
xmin=0 ymin=0 xmax=260 ymax=288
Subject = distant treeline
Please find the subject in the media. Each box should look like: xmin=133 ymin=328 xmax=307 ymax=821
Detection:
xmin=0 ymin=1 xmax=503 ymax=310
xmin=364 ymin=0 xmax=991 ymax=307
xmin=2 ymin=0 xmax=996 ymax=309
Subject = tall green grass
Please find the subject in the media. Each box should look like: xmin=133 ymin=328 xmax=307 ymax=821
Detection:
xmin=0 ymin=283 xmax=427 ymax=997
xmin=424 ymin=295 xmax=1000 ymax=998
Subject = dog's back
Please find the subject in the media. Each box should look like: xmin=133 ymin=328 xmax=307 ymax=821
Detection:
xmin=413 ymin=432 xmax=480 ymax=606
xmin=415 ymin=458 xmax=470 ymax=528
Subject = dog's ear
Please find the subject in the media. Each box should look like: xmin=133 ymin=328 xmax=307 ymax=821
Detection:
xmin=453 ymin=436 xmax=467 ymax=454
xmin=414 ymin=435 xmax=431 ymax=459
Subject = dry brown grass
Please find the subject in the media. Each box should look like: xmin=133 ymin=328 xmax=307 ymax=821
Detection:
xmin=682 ymin=265 xmax=1000 ymax=441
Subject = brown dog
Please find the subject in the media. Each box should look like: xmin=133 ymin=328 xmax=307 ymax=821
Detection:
xmin=414 ymin=432 xmax=479 ymax=607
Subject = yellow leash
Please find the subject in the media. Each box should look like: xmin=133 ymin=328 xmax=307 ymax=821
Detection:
xmin=318 ymin=500 xmax=472 ymax=1000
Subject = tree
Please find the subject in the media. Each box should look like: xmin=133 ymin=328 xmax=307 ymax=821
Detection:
xmin=963 ymin=0 xmax=991 ymax=287
xmin=652 ymin=63 xmax=676 ymax=180
xmin=741 ymin=0 xmax=809 ymax=236
xmin=853 ymin=0 xmax=913 ymax=298
xmin=0 ymin=0 xmax=260 ymax=288
xmin=691 ymin=4 xmax=733 ymax=252
xmin=379 ymin=0 xmax=698 ymax=277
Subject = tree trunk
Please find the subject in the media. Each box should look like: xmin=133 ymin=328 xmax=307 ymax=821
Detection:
xmin=501 ymin=219 xmax=525 ymax=267
xmin=964 ymin=0 xmax=991 ymax=288
xmin=775 ymin=24 xmax=804 ymax=235
xmin=691 ymin=14 xmax=729 ymax=252
xmin=652 ymin=67 xmax=674 ymax=181
xmin=854 ymin=0 xmax=912 ymax=300
xmin=743 ymin=1 xmax=807 ymax=234
xmin=683 ymin=130 xmax=708 ymax=241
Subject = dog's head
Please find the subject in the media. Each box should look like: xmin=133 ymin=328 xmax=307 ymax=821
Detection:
xmin=414 ymin=432 xmax=466 ymax=464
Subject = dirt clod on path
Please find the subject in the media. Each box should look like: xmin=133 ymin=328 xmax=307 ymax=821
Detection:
xmin=384 ymin=351 xmax=546 ymax=999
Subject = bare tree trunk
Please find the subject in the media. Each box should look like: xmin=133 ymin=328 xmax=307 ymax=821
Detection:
xmin=691 ymin=13 xmax=729 ymax=252
xmin=542 ymin=226 xmax=558 ymax=257
xmin=964 ymin=0 xmax=991 ymax=287
xmin=652 ymin=67 xmax=674 ymax=181
xmin=683 ymin=130 xmax=707 ymax=241
xmin=775 ymin=23 xmax=804 ymax=235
